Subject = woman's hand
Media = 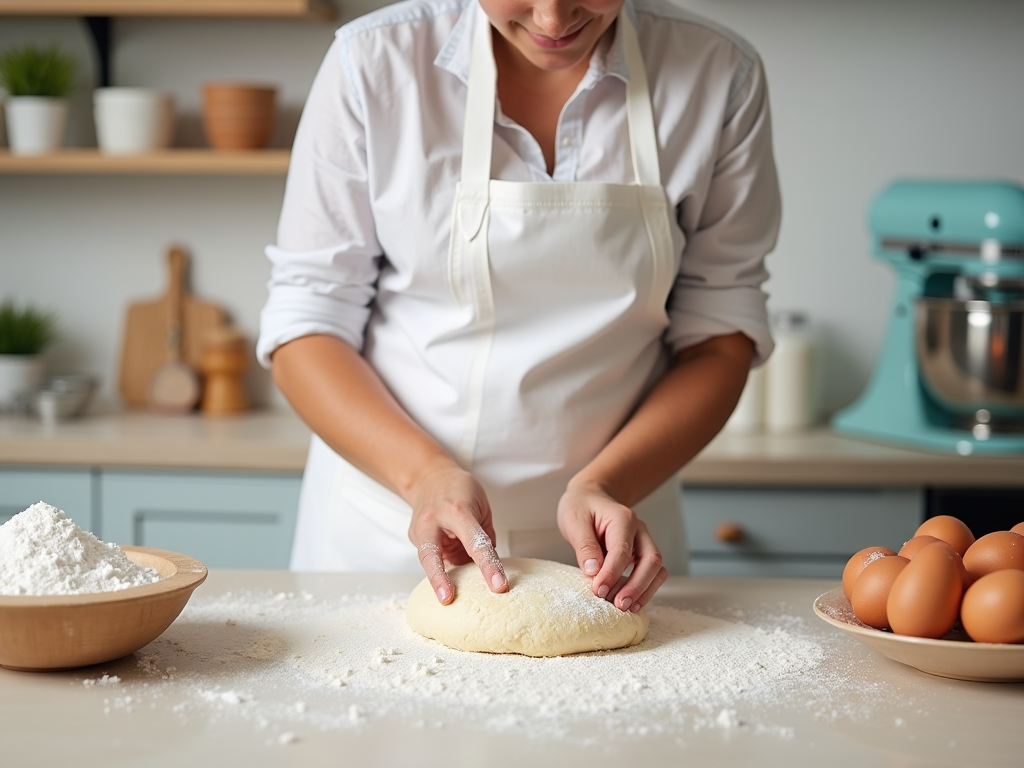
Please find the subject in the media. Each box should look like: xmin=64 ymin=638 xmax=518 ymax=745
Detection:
xmin=556 ymin=481 xmax=668 ymax=612
xmin=406 ymin=463 xmax=508 ymax=606
xmin=272 ymin=336 xmax=507 ymax=607
xmin=553 ymin=333 xmax=754 ymax=612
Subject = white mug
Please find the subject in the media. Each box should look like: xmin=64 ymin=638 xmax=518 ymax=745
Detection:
xmin=93 ymin=88 xmax=174 ymax=154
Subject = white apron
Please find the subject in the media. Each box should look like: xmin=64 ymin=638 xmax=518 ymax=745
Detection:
xmin=291 ymin=5 xmax=688 ymax=574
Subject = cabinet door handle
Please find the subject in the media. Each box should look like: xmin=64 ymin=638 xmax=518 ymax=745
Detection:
xmin=715 ymin=522 xmax=746 ymax=543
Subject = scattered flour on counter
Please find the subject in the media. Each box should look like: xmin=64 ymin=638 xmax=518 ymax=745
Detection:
xmin=0 ymin=501 xmax=160 ymax=595
xmin=76 ymin=587 xmax=882 ymax=747
xmin=82 ymin=674 xmax=121 ymax=687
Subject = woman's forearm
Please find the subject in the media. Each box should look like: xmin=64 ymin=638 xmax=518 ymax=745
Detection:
xmin=568 ymin=332 xmax=755 ymax=507
xmin=275 ymin=332 xmax=754 ymax=509
xmin=270 ymin=334 xmax=458 ymax=500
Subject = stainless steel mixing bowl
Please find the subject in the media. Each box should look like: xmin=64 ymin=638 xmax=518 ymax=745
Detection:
xmin=915 ymin=297 xmax=1024 ymax=434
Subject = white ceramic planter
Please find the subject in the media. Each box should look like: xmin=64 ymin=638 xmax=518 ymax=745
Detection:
xmin=93 ymin=88 xmax=174 ymax=154
xmin=3 ymin=97 xmax=68 ymax=156
xmin=0 ymin=87 xmax=7 ymax=147
xmin=0 ymin=355 xmax=46 ymax=411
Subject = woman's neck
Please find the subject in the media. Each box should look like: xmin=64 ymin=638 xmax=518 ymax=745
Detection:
xmin=492 ymin=28 xmax=601 ymax=175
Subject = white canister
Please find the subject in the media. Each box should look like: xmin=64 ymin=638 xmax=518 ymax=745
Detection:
xmin=724 ymin=363 xmax=766 ymax=433
xmin=3 ymin=97 xmax=69 ymax=156
xmin=764 ymin=311 xmax=820 ymax=432
xmin=93 ymin=88 xmax=174 ymax=154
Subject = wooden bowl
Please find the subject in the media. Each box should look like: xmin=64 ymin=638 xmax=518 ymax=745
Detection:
xmin=0 ymin=546 xmax=207 ymax=672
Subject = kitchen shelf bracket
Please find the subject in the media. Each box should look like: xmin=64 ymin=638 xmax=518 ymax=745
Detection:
xmin=83 ymin=15 xmax=112 ymax=88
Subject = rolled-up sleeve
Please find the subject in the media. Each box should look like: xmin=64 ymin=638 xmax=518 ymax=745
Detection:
xmin=664 ymin=53 xmax=781 ymax=367
xmin=256 ymin=35 xmax=383 ymax=368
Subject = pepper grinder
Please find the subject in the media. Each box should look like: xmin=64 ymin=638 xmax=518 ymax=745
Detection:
xmin=199 ymin=326 xmax=250 ymax=415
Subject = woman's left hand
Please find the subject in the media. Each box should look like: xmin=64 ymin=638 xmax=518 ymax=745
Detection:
xmin=556 ymin=482 xmax=668 ymax=612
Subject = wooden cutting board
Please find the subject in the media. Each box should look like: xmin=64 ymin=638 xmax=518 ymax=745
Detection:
xmin=118 ymin=246 xmax=226 ymax=408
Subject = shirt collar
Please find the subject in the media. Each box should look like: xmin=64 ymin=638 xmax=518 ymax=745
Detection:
xmin=434 ymin=0 xmax=632 ymax=87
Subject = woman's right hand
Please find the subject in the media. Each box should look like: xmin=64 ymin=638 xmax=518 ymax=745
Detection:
xmin=406 ymin=463 xmax=508 ymax=606
xmin=271 ymin=336 xmax=507 ymax=606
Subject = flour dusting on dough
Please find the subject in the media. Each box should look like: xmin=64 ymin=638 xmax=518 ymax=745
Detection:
xmin=406 ymin=558 xmax=647 ymax=656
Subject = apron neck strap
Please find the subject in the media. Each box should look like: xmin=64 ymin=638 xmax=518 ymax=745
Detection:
xmin=619 ymin=11 xmax=661 ymax=188
xmin=461 ymin=3 xmax=661 ymax=187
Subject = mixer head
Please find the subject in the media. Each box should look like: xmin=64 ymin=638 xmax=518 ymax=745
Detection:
xmin=870 ymin=180 xmax=1024 ymax=280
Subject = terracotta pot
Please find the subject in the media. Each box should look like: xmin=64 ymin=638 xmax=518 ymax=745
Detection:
xmin=201 ymin=82 xmax=276 ymax=150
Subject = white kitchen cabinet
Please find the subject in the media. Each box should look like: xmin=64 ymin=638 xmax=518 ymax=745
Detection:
xmin=683 ymin=485 xmax=923 ymax=578
xmin=0 ymin=467 xmax=96 ymax=532
xmin=99 ymin=470 xmax=300 ymax=569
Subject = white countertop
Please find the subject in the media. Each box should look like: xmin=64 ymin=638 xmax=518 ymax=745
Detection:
xmin=1 ymin=571 xmax=1020 ymax=767
xmin=1 ymin=409 xmax=1022 ymax=486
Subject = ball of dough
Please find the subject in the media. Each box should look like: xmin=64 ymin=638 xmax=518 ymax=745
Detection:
xmin=406 ymin=557 xmax=648 ymax=657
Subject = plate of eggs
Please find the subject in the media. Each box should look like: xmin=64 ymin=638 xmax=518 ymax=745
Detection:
xmin=814 ymin=516 xmax=1024 ymax=682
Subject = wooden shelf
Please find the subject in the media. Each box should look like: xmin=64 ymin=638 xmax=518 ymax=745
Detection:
xmin=0 ymin=149 xmax=291 ymax=175
xmin=0 ymin=0 xmax=335 ymax=19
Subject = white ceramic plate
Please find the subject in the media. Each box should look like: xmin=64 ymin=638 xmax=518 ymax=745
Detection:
xmin=813 ymin=588 xmax=1024 ymax=683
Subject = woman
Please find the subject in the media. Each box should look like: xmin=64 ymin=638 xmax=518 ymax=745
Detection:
xmin=258 ymin=0 xmax=780 ymax=612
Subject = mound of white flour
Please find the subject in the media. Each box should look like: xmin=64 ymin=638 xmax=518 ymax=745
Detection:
xmin=0 ymin=501 xmax=160 ymax=596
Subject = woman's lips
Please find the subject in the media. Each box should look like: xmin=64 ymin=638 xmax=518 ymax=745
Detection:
xmin=524 ymin=23 xmax=586 ymax=49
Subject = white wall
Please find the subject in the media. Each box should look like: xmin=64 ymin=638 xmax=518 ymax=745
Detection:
xmin=2 ymin=0 xmax=1023 ymax=413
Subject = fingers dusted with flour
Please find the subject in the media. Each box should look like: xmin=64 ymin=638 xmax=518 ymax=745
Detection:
xmin=407 ymin=463 xmax=507 ymax=604
xmin=417 ymin=542 xmax=454 ymax=605
xmin=556 ymin=483 xmax=668 ymax=611
xmin=621 ymin=525 xmax=668 ymax=612
xmin=465 ymin=524 xmax=508 ymax=595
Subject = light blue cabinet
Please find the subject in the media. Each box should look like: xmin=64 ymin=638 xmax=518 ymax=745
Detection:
xmin=2 ymin=465 xmax=925 ymax=578
xmin=0 ymin=467 xmax=96 ymax=532
xmin=683 ymin=485 xmax=923 ymax=578
xmin=100 ymin=470 xmax=301 ymax=569
xmin=0 ymin=467 xmax=300 ymax=569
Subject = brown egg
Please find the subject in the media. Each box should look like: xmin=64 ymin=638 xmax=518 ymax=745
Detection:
xmin=954 ymin=552 xmax=975 ymax=591
xmin=851 ymin=555 xmax=909 ymax=629
xmin=887 ymin=542 xmax=963 ymax=639
xmin=915 ymin=515 xmax=975 ymax=558
xmin=898 ymin=535 xmax=941 ymax=560
xmin=960 ymin=570 xmax=1024 ymax=644
xmin=1011 ymin=522 xmax=1024 ymax=536
xmin=962 ymin=531 xmax=1024 ymax=580
xmin=904 ymin=538 xmax=973 ymax=590
xmin=842 ymin=546 xmax=897 ymax=600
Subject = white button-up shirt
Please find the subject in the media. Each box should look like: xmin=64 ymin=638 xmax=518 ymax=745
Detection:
xmin=257 ymin=0 xmax=781 ymax=368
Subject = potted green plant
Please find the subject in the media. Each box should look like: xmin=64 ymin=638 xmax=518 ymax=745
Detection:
xmin=0 ymin=300 xmax=58 ymax=411
xmin=0 ymin=43 xmax=77 ymax=156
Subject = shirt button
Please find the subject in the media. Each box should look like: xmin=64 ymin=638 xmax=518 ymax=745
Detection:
xmin=561 ymin=136 xmax=574 ymax=147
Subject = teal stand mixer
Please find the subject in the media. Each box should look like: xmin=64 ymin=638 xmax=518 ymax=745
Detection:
xmin=832 ymin=180 xmax=1024 ymax=455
